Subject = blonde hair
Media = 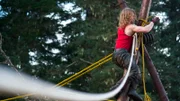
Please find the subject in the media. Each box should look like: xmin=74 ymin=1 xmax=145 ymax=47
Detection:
xmin=118 ymin=8 xmax=137 ymax=28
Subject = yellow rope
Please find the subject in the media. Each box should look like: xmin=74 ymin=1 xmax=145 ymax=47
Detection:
xmin=60 ymin=57 xmax=112 ymax=86
xmin=1 ymin=54 xmax=112 ymax=101
xmin=0 ymin=94 xmax=34 ymax=101
xmin=140 ymin=19 xmax=151 ymax=101
xmin=56 ymin=53 xmax=112 ymax=86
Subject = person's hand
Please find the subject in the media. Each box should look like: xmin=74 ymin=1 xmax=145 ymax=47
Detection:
xmin=152 ymin=17 xmax=160 ymax=24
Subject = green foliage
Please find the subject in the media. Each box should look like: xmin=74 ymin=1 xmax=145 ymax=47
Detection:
xmin=148 ymin=0 xmax=180 ymax=100
xmin=0 ymin=0 xmax=179 ymax=100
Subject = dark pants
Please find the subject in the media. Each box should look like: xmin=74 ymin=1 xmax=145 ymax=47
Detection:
xmin=112 ymin=48 xmax=141 ymax=99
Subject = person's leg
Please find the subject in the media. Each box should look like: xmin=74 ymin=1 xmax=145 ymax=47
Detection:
xmin=113 ymin=49 xmax=142 ymax=101
xmin=112 ymin=49 xmax=129 ymax=100
xmin=127 ymin=62 xmax=142 ymax=101
xmin=121 ymin=53 xmax=142 ymax=101
xmin=110 ymin=69 xmax=130 ymax=100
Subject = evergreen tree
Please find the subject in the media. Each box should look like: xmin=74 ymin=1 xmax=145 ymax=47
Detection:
xmin=0 ymin=0 xmax=179 ymax=100
xmin=150 ymin=0 xmax=180 ymax=100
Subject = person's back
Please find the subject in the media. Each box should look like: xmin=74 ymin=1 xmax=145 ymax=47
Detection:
xmin=115 ymin=27 xmax=133 ymax=52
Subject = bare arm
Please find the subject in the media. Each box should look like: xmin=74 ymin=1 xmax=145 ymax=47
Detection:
xmin=132 ymin=22 xmax=154 ymax=33
xmin=125 ymin=22 xmax=154 ymax=36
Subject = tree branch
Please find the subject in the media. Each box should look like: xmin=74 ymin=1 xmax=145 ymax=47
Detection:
xmin=0 ymin=33 xmax=20 ymax=74
xmin=79 ymin=58 xmax=92 ymax=64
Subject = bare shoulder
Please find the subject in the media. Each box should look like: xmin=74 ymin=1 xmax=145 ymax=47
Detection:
xmin=127 ymin=24 xmax=137 ymax=30
xmin=124 ymin=24 xmax=135 ymax=36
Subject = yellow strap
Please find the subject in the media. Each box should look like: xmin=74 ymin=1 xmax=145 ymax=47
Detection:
xmin=1 ymin=54 xmax=112 ymax=101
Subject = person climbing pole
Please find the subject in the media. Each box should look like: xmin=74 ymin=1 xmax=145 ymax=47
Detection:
xmin=112 ymin=7 xmax=159 ymax=101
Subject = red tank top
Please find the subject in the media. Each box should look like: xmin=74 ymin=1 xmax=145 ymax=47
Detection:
xmin=115 ymin=27 xmax=133 ymax=52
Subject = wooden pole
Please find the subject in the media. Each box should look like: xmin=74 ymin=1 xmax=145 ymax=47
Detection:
xmin=138 ymin=0 xmax=169 ymax=101
xmin=117 ymin=0 xmax=127 ymax=9
xmin=144 ymin=47 xmax=169 ymax=101
xmin=138 ymin=0 xmax=152 ymax=20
